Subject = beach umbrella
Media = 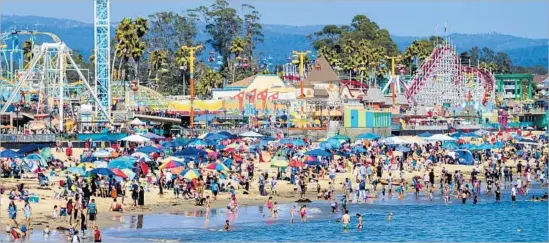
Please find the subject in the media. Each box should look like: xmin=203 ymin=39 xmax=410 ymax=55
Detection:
xmin=0 ymin=149 xmax=24 ymax=158
xmin=67 ymin=167 xmax=86 ymax=176
xmin=182 ymin=169 xmax=201 ymax=180
xmin=288 ymin=160 xmax=305 ymax=168
xmin=305 ymin=149 xmax=331 ymax=157
xmin=270 ymin=158 xmax=289 ymax=167
xmin=355 ymin=132 xmax=381 ymax=140
xmin=292 ymin=139 xmax=307 ymax=147
xmin=162 ymin=157 xmax=186 ymax=164
xmin=94 ymin=161 xmax=108 ymax=168
xmin=442 ymin=142 xmax=459 ymax=150
xmin=121 ymin=169 xmax=136 ymax=180
xmin=492 ymin=142 xmax=504 ymax=149
xmin=330 ymin=134 xmax=350 ymax=141
xmin=160 ymin=141 xmax=175 ymax=148
xmin=188 ymin=139 xmax=207 ymax=147
xmin=174 ymin=147 xmax=207 ymax=157
xmin=120 ymin=134 xmax=150 ymax=142
xmin=305 ymin=160 xmax=322 ymax=166
xmin=239 ymin=131 xmax=264 ymax=138
xmin=353 ymin=146 xmax=366 ymax=153
xmin=18 ymin=144 xmax=46 ymax=154
xmin=90 ymin=168 xmax=115 ymax=176
xmin=131 ymin=152 xmax=149 ymax=158
xmin=92 ymin=150 xmax=111 ymax=158
xmin=110 ymin=168 xmax=128 ymax=179
xmin=262 ymin=136 xmax=276 ymax=141
xmin=137 ymin=146 xmax=163 ymax=154
xmin=108 ymin=160 xmax=134 ymax=169
xmin=77 ymin=162 xmax=96 ymax=170
xmin=279 ymin=138 xmax=292 ymax=144
xmin=206 ymin=162 xmax=230 ymax=171
xmin=40 ymin=147 xmax=53 ymax=160
xmin=395 ymin=146 xmax=411 ymax=152
xmin=205 ymin=133 xmax=229 ymax=140
xmin=142 ymin=132 xmax=165 ymax=140
xmin=425 ymin=134 xmax=457 ymax=141
xmin=319 ymin=142 xmax=333 ymax=150
xmin=159 ymin=160 xmax=186 ymax=169
xmin=418 ymin=132 xmax=433 ymax=137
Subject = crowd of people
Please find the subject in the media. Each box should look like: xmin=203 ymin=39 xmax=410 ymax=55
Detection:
xmin=1 ymin=127 xmax=548 ymax=240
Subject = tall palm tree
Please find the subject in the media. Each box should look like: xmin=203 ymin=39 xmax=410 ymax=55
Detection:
xmin=197 ymin=68 xmax=223 ymax=97
xmin=130 ymin=18 xmax=148 ymax=85
xmin=148 ymin=50 xmax=167 ymax=87
xmin=229 ymin=37 xmax=245 ymax=58
xmin=175 ymin=47 xmax=189 ymax=95
xmin=112 ymin=18 xmax=134 ymax=81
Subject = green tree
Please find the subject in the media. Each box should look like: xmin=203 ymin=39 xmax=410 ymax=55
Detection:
xmin=22 ymin=39 xmax=33 ymax=65
xmin=241 ymin=4 xmax=263 ymax=59
xmin=196 ymin=66 xmax=223 ymax=97
xmin=148 ymin=50 xmax=168 ymax=86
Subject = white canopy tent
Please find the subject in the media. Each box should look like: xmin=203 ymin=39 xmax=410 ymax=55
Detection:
xmin=239 ymin=131 xmax=264 ymax=138
xmin=120 ymin=134 xmax=150 ymax=143
xmin=130 ymin=118 xmax=146 ymax=126
xmin=425 ymin=134 xmax=457 ymax=142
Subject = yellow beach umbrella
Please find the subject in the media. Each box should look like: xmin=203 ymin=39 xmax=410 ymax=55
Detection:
xmin=77 ymin=162 xmax=96 ymax=170
xmin=162 ymin=156 xmax=185 ymax=164
xmin=270 ymin=157 xmax=289 ymax=167
xmin=182 ymin=169 xmax=200 ymax=180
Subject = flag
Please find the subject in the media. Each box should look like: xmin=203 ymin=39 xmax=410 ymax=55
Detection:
xmin=256 ymin=89 xmax=269 ymax=112
xmin=233 ymin=91 xmax=246 ymax=112
xmin=444 ymin=23 xmax=447 ymax=34
xmin=268 ymin=92 xmax=279 ymax=100
xmin=248 ymin=89 xmax=257 ymax=103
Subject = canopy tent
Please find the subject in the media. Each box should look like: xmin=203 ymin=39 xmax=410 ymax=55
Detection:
xmin=130 ymin=118 xmax=146 ymax=126
xmin=381 ymin=137 xmax=413 ymax=145
xmin=0 ymin=149 xmax=24 ymax=158
xmin=18 ymin=144 xmax=47 ymax=154
xmin=239 ymin=131 xmax=264 ymax=138
xmin=94 ymin=135 xmax=118 ymax=142
xmin=24 ymin=154 xmax=48 ymax=168
xmin=174 ymin=147 xmax=207 ymax=157
xmin=355 ymin=132 xmax=381 ymax=140
xmin=442 ymin=142 xmax=459 ymax=150
xmin=92 ymin=150 xmax=111 ymax=158
xmin=142 ymin=132 xmax=165 ymax=140
xmin=449 ymin=149 xmax=474 ymax=165
xmin=417 ymin=132 xmax=433 ymax=137
xmin=137 ymin=145 xmax=163 ymax=154
xmin=305 ymin=149 xmax=331 ymax=157
xmin=120 ymin=135 xmax=150 ymax=142
xmin=425 ymin=134 xmax=457 ymax=141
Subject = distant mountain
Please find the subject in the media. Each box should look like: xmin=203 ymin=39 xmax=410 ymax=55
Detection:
xmin=1 ymin=15 xmax=546 ymax=67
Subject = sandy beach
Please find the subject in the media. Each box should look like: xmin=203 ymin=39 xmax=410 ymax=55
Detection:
xmin=0 ymin=147 xmax=501 ymax=232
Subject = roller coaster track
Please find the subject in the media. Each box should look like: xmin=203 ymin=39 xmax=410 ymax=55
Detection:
xmin=1 ymin=30 xmax=61 ymax=43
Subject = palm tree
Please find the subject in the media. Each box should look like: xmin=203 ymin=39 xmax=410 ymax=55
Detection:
xmin=130 ymin=18 xmax=148 ymax=85
xmin=175 ymin=47 xmax=190 ymax=95
xmin=229 ymin=37 xmax=245 ymax=58
xmin=148 ymin=50 xmax=167 ymax=87
xmin=197 ymin=68 xmax=223 ymax=97
xmin=112 ymin=18 xmax=134 ymax=81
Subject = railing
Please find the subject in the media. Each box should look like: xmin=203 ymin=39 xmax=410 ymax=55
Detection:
xmin=0 ymin=134 xmax=57 ymax=143
xmin=404 ymin=125 xmax=448 ymax=130
xmin=454 ymin=124 xmax=482 ymax=130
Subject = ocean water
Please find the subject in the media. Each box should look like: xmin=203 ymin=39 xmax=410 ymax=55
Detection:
xmin=27 ymin=187 xmax=548 ymax=242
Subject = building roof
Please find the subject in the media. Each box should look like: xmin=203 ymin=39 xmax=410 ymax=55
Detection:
xmin=363 ymin=87 xmax=385 ymax=102
xmin=534 ymin=74 xmax=548 ymax=83
xmin=304 ymin=55 xmax=339 ymax=84
xmin=227 ymin=75 xmax=256 ymax=87
xmin=246 ymin=75 xmax=286 ymax=91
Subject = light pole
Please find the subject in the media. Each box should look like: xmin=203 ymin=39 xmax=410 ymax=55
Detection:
xmin=292 ymin=50 xmax=311 ymax=99
xmin=15 ymin=107 xmax=20 ymax=131
xmin=180 ymin=65 xmax=187 ymax=96
xmin=181 ymin=45 xmax=202 ymax=128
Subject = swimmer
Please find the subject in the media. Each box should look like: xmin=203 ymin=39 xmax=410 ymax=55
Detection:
xmin=272 ymin=202 xmax=279 ymax=219
xmin=341 ymin=210 xmax=350 ymax=230
xmin=356 ymin=213 xmax=363 ymax=230
xmin=224 ymin=220 xmax=230 ymax=231
xmin=331 ymin=201 xmax=338 ymax=213
xmin=290 ymin=205 xmax=296 ymax=224
xmin=300 ymin=205 xmax=307 ymax=222
xmin=388 ymin=212 xmax=393 ymax=221
xmin=43 ymin=225 xmax=51 ymax=236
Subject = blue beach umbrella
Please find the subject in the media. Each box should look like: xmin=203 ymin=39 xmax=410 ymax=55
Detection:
xmin=91 ymin=168 xmax=115 ymax=176
xmin=305 ymin=149 xmax=331 ymax=157
xmin=355 ymin=133 xmax=381 ymax=140
xmin=0 ymin=149 xmax=24 ymax=158
xmin=137 ymin=146 xmax=163 ymax=154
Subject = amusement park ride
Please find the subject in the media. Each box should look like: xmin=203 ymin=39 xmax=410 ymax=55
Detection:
xmin=0 ymin=0 xmax=112 ymax=131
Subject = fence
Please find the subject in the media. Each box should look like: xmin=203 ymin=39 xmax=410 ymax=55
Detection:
xmin=0 ymin=134 xmax=57 ymax=143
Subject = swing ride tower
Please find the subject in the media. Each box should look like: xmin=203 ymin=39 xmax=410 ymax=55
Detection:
xmin=94 ymin=0 xmax=111 ymax=122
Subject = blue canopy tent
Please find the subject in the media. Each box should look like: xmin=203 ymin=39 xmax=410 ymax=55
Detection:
xmin=90 ymin=168 xmax=115 ymax=176
xmin=454 ymin=149 xmax=474 ymax=165
xmin=292 ymin=139 xmax=307 ymax=147
xmin=418 ymin=132 xmax=433 ymax=137
xmin=1 ymin=149 xmax=24 ymax=158
xmin=355 ymin=132 xmax=381 ymax=140
xmin=442 ymin=142 xmax=459 ymax=150
xmin=137 ymin=146 xmax=163 ymax=154
xmin=305 ymin=149 xmax=331 ymax=157
xmin=205 ymin=133 xmax=229 ymax=140
xmin=174 ymin=147 xmax=207 ymax=157
xmin=19 ymin=144 xmax=47 ymax=154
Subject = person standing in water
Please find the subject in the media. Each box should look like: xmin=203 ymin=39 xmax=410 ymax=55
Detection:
xmin=290 ymin=205 xmax=296 ymax=224
xmin=388 ymin=212 xmax=393 ymax=221
xmin=511 ymin=184 xmax=517 ymax=202
xmin=224 ymin=220 xmax=230 ymax=231
xmin=356 ymin=213 xmax=363 ymax=230
xmin=300 ymin=205 xmax=307 ymax=222
xmin=341 ymin=210 xmax=350 ymax=230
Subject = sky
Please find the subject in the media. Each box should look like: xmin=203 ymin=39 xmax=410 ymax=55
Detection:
xmin=0 ymin=0 xmax=548 ymax=38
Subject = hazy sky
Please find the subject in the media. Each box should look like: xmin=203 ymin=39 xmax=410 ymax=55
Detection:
xmin=1 ymin=0 xmax=548 ymax=38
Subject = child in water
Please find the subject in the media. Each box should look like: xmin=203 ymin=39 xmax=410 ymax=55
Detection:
xmin=300 ymin=205 xmax=307 ymax=222
xmin=224 ymin=220 xmax=231 ymax=231
xmin=388 ymin=212 xmax=393 ymax=221
xmin=356 ymin=213 xmax=363 ymax=230
xmin=272 ymin=202 xmax=279 ymax=219
xmin=290 ymin=205 xmax=296 ymax=224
